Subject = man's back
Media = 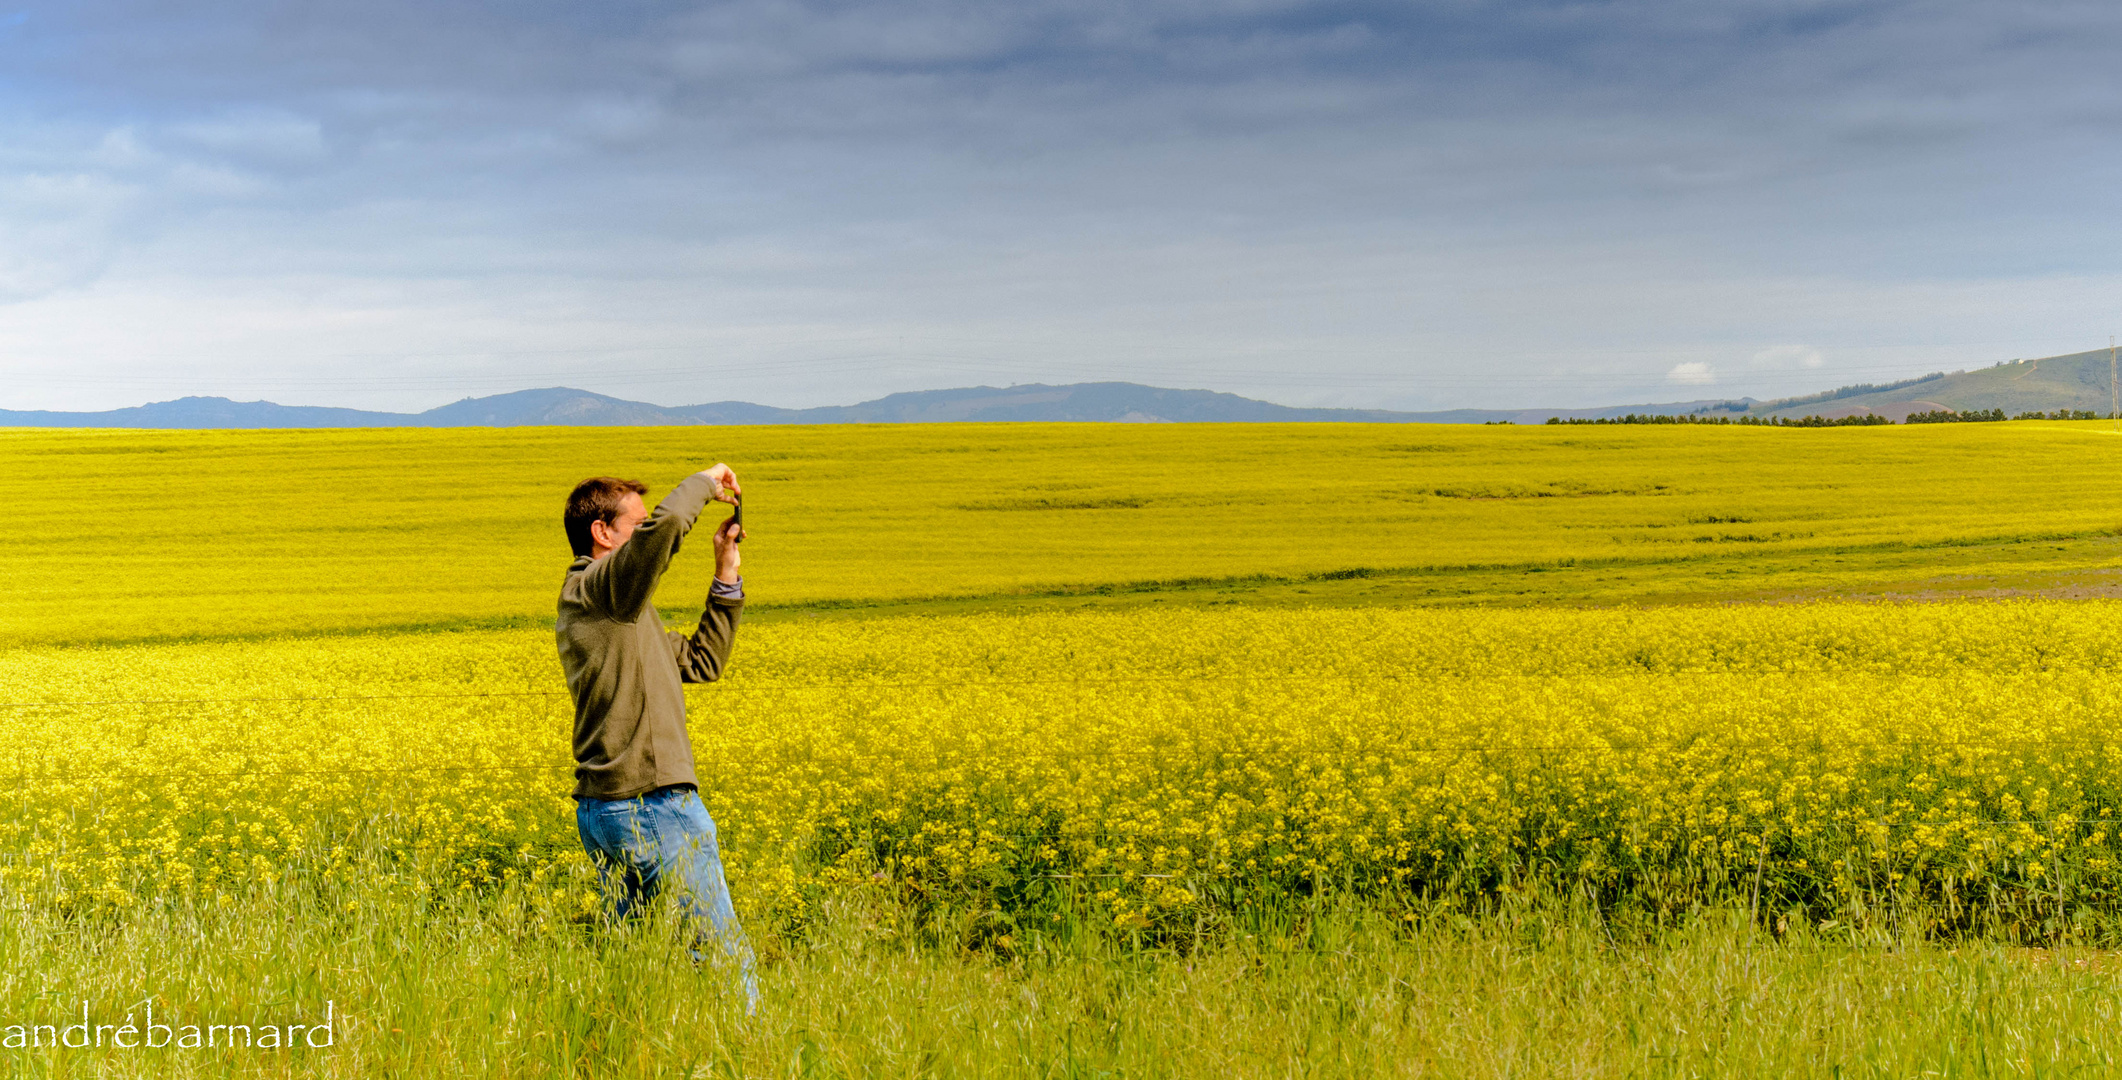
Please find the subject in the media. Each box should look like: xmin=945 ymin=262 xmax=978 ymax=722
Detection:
xmin=557 ymin=471 xmax=738 ymax=799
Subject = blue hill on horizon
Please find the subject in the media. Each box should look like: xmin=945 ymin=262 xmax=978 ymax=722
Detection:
xmin=0 ymin=382 xmax=1749 ymax=428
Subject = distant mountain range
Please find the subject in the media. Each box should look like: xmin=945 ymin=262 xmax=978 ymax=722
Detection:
xmin=4 ymin=349 xmax=2115 ymax=428
xmin=0 ymin=382 xmax=1723 ymax=428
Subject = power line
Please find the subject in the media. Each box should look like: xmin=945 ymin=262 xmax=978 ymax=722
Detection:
xmin=0 ymin=690 xmax=568 ymax=709
xmin=3 ymin=668 xmax=2110 ymax=709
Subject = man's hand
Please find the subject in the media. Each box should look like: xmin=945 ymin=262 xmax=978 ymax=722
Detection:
xmin=713 ymin=517 xmax=744 ymax=583
xmin=704 ymin=463 xmax=741 ymax=504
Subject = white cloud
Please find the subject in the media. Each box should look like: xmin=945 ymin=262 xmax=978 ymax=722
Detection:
xmin=1666 ymin=361 xmax=1714 ymax=385
xmin=0 ymin=115 xmax=293 ymax=303
xmin=0 ymin=169 xmax=140 ymax=301
xmin=565 ymin=97 xmax=667 ymax=148
xmin=165 ymin=109 xmax=326 ymax=166
xmin=1751 ymin=344 xmax=1825 ymax=369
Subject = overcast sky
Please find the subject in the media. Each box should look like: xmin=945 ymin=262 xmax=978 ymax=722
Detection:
xmin=4 ymin=0 xmax=2122 ymax=413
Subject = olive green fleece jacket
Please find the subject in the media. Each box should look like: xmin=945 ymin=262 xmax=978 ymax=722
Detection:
xmin=557 ymin=471 xmax=742 ymax=800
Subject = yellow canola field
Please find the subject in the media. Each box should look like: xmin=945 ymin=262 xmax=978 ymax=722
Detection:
xmin=6 ymin=601 xmax=2121 ymax=928
xmin=8 ymin=421 xmax=2122 ymax=644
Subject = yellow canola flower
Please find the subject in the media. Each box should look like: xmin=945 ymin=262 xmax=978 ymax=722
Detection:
xmin=4 ymin=601 xmax=2122 ymax=925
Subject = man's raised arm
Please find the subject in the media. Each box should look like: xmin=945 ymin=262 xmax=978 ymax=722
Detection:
xmin=670 ymin=515 xmax=746 ymax=682
xmin=575 ymin=469 xmax=730 ymax=619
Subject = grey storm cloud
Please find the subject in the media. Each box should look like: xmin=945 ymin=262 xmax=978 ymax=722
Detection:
xmin=4 ymin=1 xmax=2122 ymax=411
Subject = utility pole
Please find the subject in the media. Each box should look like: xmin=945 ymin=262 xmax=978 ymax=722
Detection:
xmin=2112 ymin=335 xmax=2117 ymax=431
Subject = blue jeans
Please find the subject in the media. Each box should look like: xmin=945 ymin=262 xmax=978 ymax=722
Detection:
xmin=576 ymin=785 xmax=759 ymax=1010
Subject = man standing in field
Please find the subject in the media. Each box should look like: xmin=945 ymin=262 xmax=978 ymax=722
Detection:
xmin=557 ymin=465 xmax=757 ymax=1009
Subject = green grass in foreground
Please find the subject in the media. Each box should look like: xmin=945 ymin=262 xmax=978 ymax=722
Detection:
xmin=8 ymin=877 xmax=2122 ymax=1079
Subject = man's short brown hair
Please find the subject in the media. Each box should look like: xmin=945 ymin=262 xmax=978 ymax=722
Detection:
xmin=564 ymin=477 xmax=650 ymax=558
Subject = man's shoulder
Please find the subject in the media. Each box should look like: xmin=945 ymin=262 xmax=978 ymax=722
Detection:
xmin=557 ymin=558 xmax=598 ymax=612
xmin=558 ymin=558 xmax=662 ymax=632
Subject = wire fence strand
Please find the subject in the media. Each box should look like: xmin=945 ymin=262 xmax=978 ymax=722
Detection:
xmin=0 ymin=667 xmax=2074 ymax=709
xmin=9 ymin=736 xmax=2122 ymax=788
